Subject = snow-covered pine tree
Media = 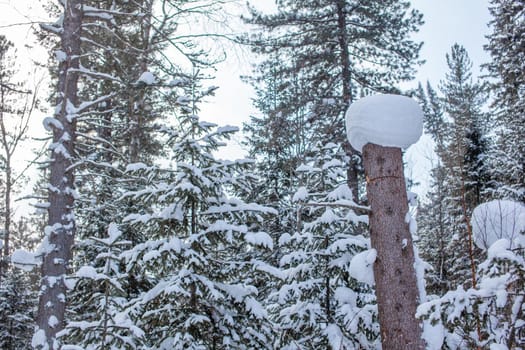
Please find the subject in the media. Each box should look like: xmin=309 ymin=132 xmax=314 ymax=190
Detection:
xmin=61 ymin=223 xmax=144 ymax=349
xmin=483 ymin=0 xmax=525 ymax=203
xmin=438 ymin=44 xmax=491 ymax=291
xmin=440 ymin=44 xmax=491 ymax=209
xmin=242 ymin=5 xmax=423 ymax=324
xmin=416 ymin=45 xmax=491 ymax=296
xmin=70 ymin=0 xmax=166 ymax=305
xmin=121 ymin=73 xmax=277 ymax=349
xmin=0 ymin=267 xmax=34 ymax=350
xmin=242 ymin=0 xmax=423 ymax=201
xmin=36 ymin=0 xmax=187 ymax=345
xmin=415 ymin=82 xmax=456 ymax=296
xmin=417 ymin=201 xmax=525 ymax=349
xmin=242 ymin=6 xmax=423 ymax=343
xmin=58 ymin=1 xmax=230 ymax=346
xmin=242 ymin=58 xmax=312 ymax=283
xmin=269 ymin=142 xmax=377 ymax=349
xmin=0 ymin=217 xmax=41 ymax=349
xmin=0 ymin=32 xmax=42 ymax=349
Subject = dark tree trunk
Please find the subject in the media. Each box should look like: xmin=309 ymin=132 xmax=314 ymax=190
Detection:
xmin=36 ymin=0 xmax=82 ymax=348
xmin=335 ymin=0 xmax=361 ymax=203
xmin=129 ymin=0 xmax=153 ymax=163
xmin=362 ymin=143 xmax=425 ymax=349
xmin=0 ymin=77 xmax=12 ymax=284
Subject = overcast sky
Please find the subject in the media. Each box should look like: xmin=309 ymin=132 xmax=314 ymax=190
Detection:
xmin=0 ymin=0 xmax=493 ymax=198
xmin=0 ymin=0 xmax=492 ymax=135
xmin=200 ymin=0 xmax=492 ymax=164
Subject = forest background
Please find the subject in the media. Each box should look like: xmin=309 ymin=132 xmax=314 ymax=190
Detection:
xmin=0 ymin=0 xmax=523 ymax=349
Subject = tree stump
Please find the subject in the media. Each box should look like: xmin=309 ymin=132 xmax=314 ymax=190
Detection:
xmin=362 ymin=143 xmax=425 ymax=349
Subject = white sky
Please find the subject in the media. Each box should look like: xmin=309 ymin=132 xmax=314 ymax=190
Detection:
xmin=0 ymin=0 xmax=493 ymax=203
xmin=200 ymin=0 xmax=492 ymax=161
xmin=197 ymin=0 xmax=492 ymax=197
xmin=404 ymin=0 xmax=491 ymax=195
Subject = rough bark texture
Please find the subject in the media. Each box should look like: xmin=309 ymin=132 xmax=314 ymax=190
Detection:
xmin=362 ymin=143 xmax=425 ymax=349
xmin=36 ymin=1 xmax=82 ymax=348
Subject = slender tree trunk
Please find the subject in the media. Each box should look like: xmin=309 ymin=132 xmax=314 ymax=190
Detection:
xmin=335 ymin=0 xmax=360 ymax=202
xmin=0 ymin=157 xmax=10 ymax=285
xmin=0 ymin=86 xmax=9 ymax=284
xmin=130 ymin=0 xmax=153 ymax=163
xmin=36 ymin=1 xmax=82 ymax=348
xmin=336 ymin=0 xmax=352 ymax=106
xmin=3 ymin=157 xmax=11 ymax=265
xmin=362 ymin=143 xmax=425 ymax=349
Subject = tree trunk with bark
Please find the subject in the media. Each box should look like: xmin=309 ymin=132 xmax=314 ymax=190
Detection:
xmin=362 ymin=143 xmax=425 ymax=349
xmin=335 ymin=0 xmax=361 ymax=203
xmin=36 ymin=1 xmax=82 ymax=348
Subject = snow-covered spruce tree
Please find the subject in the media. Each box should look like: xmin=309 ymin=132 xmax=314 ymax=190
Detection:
xmin=35 ymin=1 xmax=142 ymax=347
xmin=483 ymin=0 xmax=525 ymax=203
xmin=416 ymin=45 xmax=491 ymax=295
xmin=439 ymin=44 xmax=491 ymax=291
xmin=417 ymin=200 xmax=525 ymax=349
xmin=268 ymin=142 xmax=377 ymax=349
xmin=0 ymin=33 xmax=42 ymax=348
xmin=0 ymin=267 xmax=35 ymax=350
xmin=60 ymin=223 xmax=144 ymax=349
xmin=54 ymin=1 xmax=229 ymax=347
xmin=36 ymin=0 xmax=163 ymax=346
xmin=242 ymin=4 xmax=423 ymax=314
xmin=242 ymin=0 xmax=423 ymax=202
xmin=417 ymin=165 xmax=456 ymax=296
xmin=440 ymin=44 xmax=491 ymax=210
xmin=121 ymin=74 xmax=277 ymax=349
xmin=242 ymin=58 xmax=312 ymax=278
xmin=415 ymin=82 xmax=457 ymax=296
xmin=69 ymin=0 xmax=165 ymax=307
xmin=0 ymin=216 xmax=42 ymax=349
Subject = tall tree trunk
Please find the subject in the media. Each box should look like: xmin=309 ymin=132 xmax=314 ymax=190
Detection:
xmin=335 ymin=0 xmax=360 ymax=202
xmin=36 ymin=0 xmax=82 ymax=348
xmin=130 ymin=0 xmax=153 ymax=163
xmin=0 ymin=156 xmax=10 ymax=285
xmin=0 ymin=85 xmax=9 ymax=284
xmin=362 ymin=143 xmax=424 ymax=349
xmin=2 ymin=158 xmax=11 ymax=272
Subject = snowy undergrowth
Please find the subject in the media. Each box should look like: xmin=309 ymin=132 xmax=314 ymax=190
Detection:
xmin=417 ymin=239 xmax=525 ymax=349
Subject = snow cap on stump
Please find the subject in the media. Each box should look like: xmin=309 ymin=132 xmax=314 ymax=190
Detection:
xmin=345 ymin=94 xmax=423 ymax=152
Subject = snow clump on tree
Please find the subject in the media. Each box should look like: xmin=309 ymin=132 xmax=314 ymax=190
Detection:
xmin=471 ymin=199 xmax=525 ymax=250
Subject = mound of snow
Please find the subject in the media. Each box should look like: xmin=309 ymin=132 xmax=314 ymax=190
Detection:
xmin=11 ymin=249 xmax=40 ymax=271
xmin=471 ymin=200 xmax=525 ymax=250
xmin=345 ymin=94 xmax=423 ymax=152
xmin=349 ymin=249 xmax=376 ymax=285
xmin=137 ymin=71 xmax=157 ymax=85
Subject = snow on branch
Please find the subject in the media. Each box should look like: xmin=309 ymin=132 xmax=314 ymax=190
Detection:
xmin=76 ymin=92 xmax=117 ymax=114
xmin=69 ymin=66 xmax=121 ymax=83
xmin=301 ymin=201 xmax=371 ymax=214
